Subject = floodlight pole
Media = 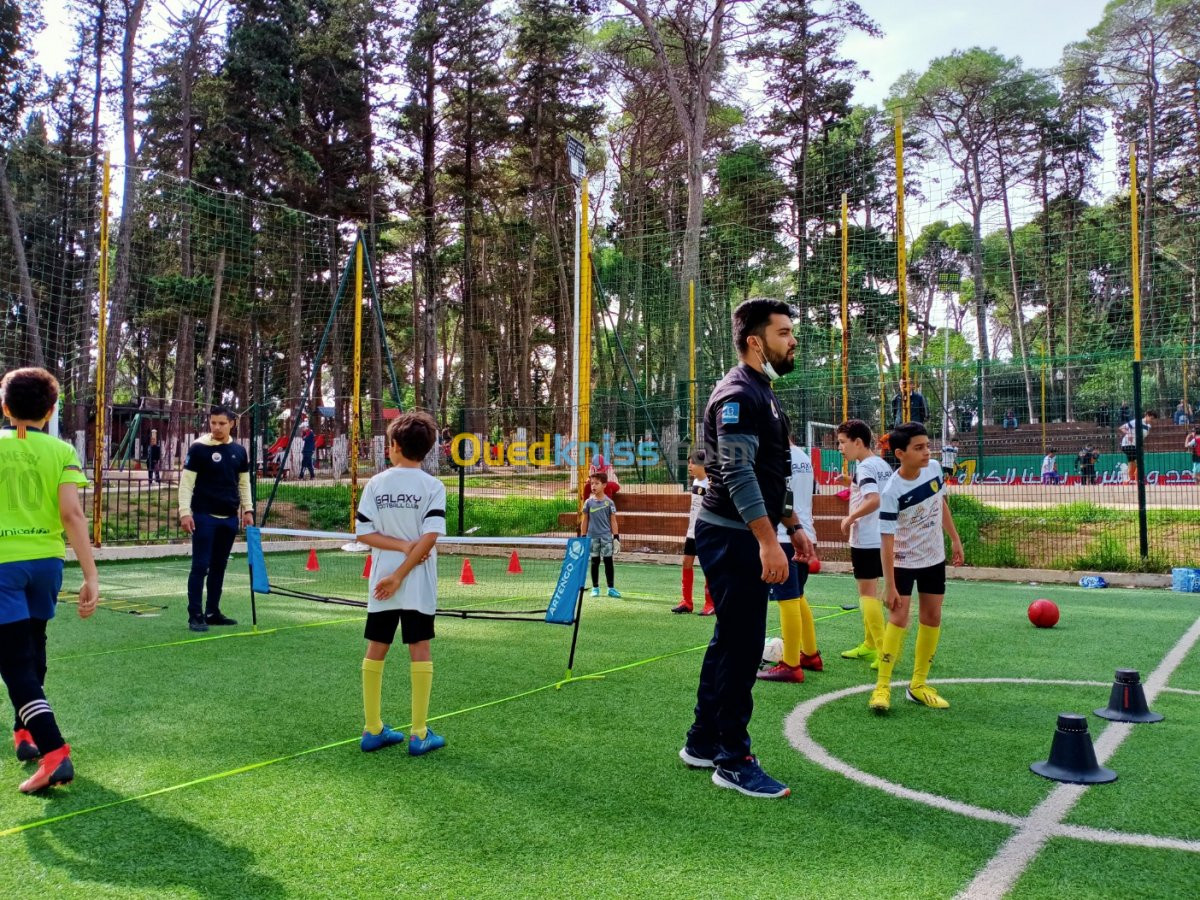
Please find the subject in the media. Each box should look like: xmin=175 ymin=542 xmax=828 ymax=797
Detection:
xmin=568 ymin=136 xmax=585 ymax=497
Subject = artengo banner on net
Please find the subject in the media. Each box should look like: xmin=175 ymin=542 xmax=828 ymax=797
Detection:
xmin=449 ymin=434 xmax=661 ymax=468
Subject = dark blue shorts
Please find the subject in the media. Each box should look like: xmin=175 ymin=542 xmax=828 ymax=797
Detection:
xmin=0 ymin=558 xmax=64 ymax=625
xmin=768 ymin=543 xmax=810 ymax=602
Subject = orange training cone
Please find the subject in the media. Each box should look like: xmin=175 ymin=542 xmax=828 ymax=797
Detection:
xmin=362 ymin=554 xmax=372 ymax=578
xmin=507 ymin=551 xmax=523 ymax=575
xmin=460 ymin=558 xmax=476 ymax=585
xmin=306 ymin=548 xmax=320 ymax=572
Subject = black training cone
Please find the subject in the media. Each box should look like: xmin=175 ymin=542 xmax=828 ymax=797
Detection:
xmin=1031 ymin=713 xmax=1117 ymax=785
xmin=1094 ymin=669 xmax=1163 ymax=723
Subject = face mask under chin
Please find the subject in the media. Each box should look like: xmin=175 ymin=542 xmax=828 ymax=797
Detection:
xmin=756 ymin=344 xmax=794 ymax=380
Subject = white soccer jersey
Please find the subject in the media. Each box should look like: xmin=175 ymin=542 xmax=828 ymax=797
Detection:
xmin=879 ymin=460 xmax=946 ymax=569
xmin=686 ymin=477 xmax=709 ymax=539
xmin=1120 ymin=419 xmax=1150 ymax=448
xmin=355 ymin=466 xmax=447 ymax=614
xmin=1041 ymin=455 xmax=1057 ymax=475
xmin=775 ymin=446 xmax=817 ymax=543
xmin=849 ymin=454 xmax=894 ymax=549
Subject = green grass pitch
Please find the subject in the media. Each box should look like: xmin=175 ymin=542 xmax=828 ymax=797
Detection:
xmin=0 ymin=550 xmax=1196 ymax=898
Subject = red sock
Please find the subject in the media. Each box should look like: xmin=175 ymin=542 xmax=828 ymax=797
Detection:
xmin=682 ymin=567 xmax=694 ymax=605
xmin=701 ymin=584 xmax=714 ymax=613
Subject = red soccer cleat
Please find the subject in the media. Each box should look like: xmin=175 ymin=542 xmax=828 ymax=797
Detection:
xmin=13 ymin=728 xmax=39 ymax=762
xmin=19 ymin=744 xmax=73 ymax=794
xmin=756 ymin=662 xmax=805 ymax=683
xmin=798 ymin=651 xmax=824 ymax=672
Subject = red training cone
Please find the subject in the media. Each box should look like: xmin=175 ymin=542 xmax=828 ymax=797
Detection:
xmin=507 ymin=551 xmax=523 ymax=575
xmin=306 ymin=548 xmax=320 ymax=572
xmin=460 ymin=558 xmax=476 ymax=585
xmin=362 ymin=554 xmax=372 ymax=578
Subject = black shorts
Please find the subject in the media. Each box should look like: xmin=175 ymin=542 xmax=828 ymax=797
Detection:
xmin=851 ymin=546 xmax=883 ymax=581
xmin=894 ymin=562 xmax=946 ymax=598
xmin=364 ymin=609 xmax=436 ymax=645
xmin=768 ymin=543 xmax=810 ymax=601
xmin=1122 ymin=446 xmax=1138 ymax=462
xmin=683 ymin=536 xmax=697 ymax=557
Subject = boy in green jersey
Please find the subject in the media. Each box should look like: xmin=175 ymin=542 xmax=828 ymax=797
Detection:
xmin=0 ymin=368 xmax=99 ymax=792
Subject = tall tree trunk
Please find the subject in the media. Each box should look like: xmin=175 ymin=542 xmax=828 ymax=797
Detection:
xmin=287 ymin=242 xmax=304 ymax=413
xmin=103 ymin=0 xmax=148 ymax=411
xmin=969 ymin=159 xmax=991 ymax=422
xmin=202 ymin=248 xmax=227 ymax=410
xmin=0 ymin=159 xmax=45 ymax=368
xmin=996 ymin=142 xmax=1036 ymax=422
xmin=74 ymin=0 xmax=109 ymax=435
xmin=419 ymin=32 xmax=438 ymax=419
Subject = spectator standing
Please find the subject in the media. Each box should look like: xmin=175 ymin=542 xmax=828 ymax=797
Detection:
xmin=1119 ymin=411 xmax=1157 ymax=483
xmin=145 ymin=429 xmax=162 ymax=485
xmin=300 ymin=427 xmax=317 ymax=480
xmin=1077 ymin=445 xmax=1099 ymax=485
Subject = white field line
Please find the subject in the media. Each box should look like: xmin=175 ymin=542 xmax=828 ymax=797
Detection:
xmin=784 ymin=678 xmax=1111 ymax=831
xmin=954 ymin=613 xmax=1200 ymax=899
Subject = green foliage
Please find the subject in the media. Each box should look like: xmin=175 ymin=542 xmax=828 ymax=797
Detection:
xmin=1069 ymin=533 xmax=1171 ymax=574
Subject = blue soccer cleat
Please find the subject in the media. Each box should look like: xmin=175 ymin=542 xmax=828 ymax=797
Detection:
xmin=607 ymin=587 xmax=622 ymax=598
xmin=361 ymin=725 xmax=406 ymax=752
xmin=590 ymin=587 xmax=600 ymax=597
xmin=408 ymin=729 xmax=446 ymax=757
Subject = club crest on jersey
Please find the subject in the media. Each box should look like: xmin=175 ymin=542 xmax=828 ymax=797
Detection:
xmin=211 ymin=451 xmax=222 ymax=462
xmin=721 ymin=402 xmax=740 ymax=424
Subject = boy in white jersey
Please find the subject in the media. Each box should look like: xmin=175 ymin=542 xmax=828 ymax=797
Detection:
xmin=354 ymin=412 xmax=448 ymax=756
xmin=835 ymin=420 xmax=892 ymax=669
xmin=757 ymin=436 xmax=822 ymax=683
xmin=869 ymin=422 xmax=964 ymax=714
xmin=673 ymin=449 xmax=715 ymax=615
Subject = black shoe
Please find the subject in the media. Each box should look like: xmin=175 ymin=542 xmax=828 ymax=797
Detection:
xmin=206 ymin=612 xmax=238 ymax=626
xmin=188 ymin=616 xmax=209 ymax=632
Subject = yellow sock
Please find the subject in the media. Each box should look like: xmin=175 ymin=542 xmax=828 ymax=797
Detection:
xmin=779 ymin=599 xmax=803 ymax=666
xmin=874 ymin=624 xmax=907 ymax=690
xmin=861 ymin=596 xmax=885 ymax=652
xmin=411 ymin=660 xmax=433 ymax=739
xmin=798 ymin=595 xmax=818 ymax=657
xmin=362 ymin=658 xmax=385 ymax=735
xmin=910 ymin=625 xmax=941 ymax=689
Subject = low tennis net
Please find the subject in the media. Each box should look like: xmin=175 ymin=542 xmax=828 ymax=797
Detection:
xmin=246 ymin=527 xmax=588 ymax=623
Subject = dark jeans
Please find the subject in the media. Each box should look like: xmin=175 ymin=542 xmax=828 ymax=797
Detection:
xmin=687 ymin=520 xmax=770 ymax=767
xmin=300 ymin=454 xmax=316 ymax=479
xmin=147 ymin=460 xmax=161 ymax=484
xmin=188 ymin=513 xmax=238 ymax=619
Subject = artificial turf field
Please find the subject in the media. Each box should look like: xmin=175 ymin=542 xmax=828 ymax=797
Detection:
xmin=0 ymin=550 xmax=1197 ymax=899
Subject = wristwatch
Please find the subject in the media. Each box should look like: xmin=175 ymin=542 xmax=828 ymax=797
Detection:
xmin=785 ymin=525 xmax=799 ymax=536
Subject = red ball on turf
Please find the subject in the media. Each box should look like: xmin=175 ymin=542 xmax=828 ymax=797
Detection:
xmin=1028 ymin=599 xmax=1060 ymax=628
xmin=807 ymin=557 xmax=821 ymax=575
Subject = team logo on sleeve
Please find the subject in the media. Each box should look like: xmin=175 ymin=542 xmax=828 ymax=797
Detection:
xmin=721 ymin=402 xmax=740 ymax=424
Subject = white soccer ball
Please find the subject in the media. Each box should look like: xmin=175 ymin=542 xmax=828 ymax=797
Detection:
xmin=762 ymin=637 xmax=784 ymax=666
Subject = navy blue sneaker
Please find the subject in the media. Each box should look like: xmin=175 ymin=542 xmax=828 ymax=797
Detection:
xmin=408 ymin=728 xmax=446 ymax=756
xmin=679 ymin=744 xmax=718 ymax=769
xmin=711 ymin=756 xmax=791 ymax=798
xmin=360 ymin=725 xmax=406 ymax=752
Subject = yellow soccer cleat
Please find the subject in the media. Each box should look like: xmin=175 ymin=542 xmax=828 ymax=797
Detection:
xmin=841 ymin=642 xmax=875 ymax=660
xmin=906 ymin=684 xmax=950 ymax=709
xmin=868 ymin=686 xmax=891 ymax=714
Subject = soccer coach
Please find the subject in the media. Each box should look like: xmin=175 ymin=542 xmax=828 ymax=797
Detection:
xmin=680 ymin=298 xmax=812 ymax=799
